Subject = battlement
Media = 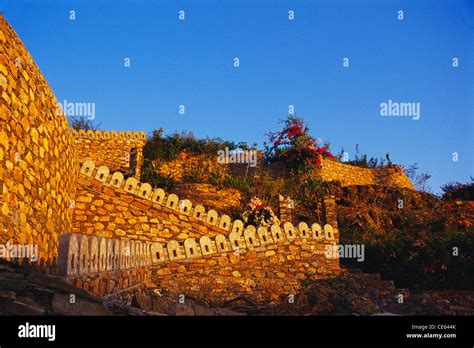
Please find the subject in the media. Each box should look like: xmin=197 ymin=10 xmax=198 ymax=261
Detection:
xmin=59 ymin=219 xmax=337 ymax=277
xmin=73 ymin=159 xmax=341 ymax=301
xmin=72 ymin=129 xmax=147 ymax=141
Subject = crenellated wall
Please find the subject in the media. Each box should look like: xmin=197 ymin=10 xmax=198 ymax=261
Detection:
xmin=151 ymin=234 xmax=340 ymax=304
xmin=0 ymin=15 xmax=77 ymax=270
xmin=59 ymin=217 xmax=340 ymax=302
xmin=73 ymin=160 xmax=235 ymax=242
xmin=0 ymin=15 xmax=413 ymax=304
xmin=318 ymin=157 xmax=414 ymax=190
xmin=73 ymin=129 xmax=146 ymax=179
xmin=73 ymin=159 xmax=339 ymax=244
xmin=65 ymin=159 xmax=341 ymax=301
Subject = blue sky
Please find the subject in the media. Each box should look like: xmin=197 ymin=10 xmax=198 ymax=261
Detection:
xmin=1 ymin=0 xmax=473 ymax=192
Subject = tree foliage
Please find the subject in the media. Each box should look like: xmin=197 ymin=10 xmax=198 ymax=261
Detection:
xmin=69 ymin=117 xmax=101 ymax=131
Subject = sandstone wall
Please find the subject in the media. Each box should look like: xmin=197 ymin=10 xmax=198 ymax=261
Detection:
xmin=319 ymin=158 xmax=414 ymax=190
xmin=73 ymin=267 xmax=153 ymax=298
xmin=172 ymin=183 xmax=243 ymax=215
xmin=73 ymin=159 xmax=336 ymax=244
xmin=74 ymin=239 xmax=340 ymax=304
xmin=73 ymin=163 xmax=229 ymax=243
xmin=0 ymin=15 xmax=77 ymax=270
xmin=73 ymin=129 xmax=146 ymax=179
xmin=152 ymin=238 xmax=340 ymax=304
xmin=59 ymin=218 xmax=340 ymax=303
xmin=66 ymin=159 xmax=340 ymax=301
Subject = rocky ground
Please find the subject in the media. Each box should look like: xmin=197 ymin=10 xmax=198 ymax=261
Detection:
xmin=132 ymin=268 xmax=474 ymax=316
xmin=108 ymin=289 xmax=244 ymax=316
xmin=265 ymin=269 xmax=474 ymax=316
xmin=0 ymin=259 xmax=241 ymax=316
xmin=0 ymin=260 xmax=110 ymax=315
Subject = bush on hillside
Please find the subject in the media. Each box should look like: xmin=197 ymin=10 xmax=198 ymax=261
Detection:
xmin=339 ymin=216 xmax=474 ymax=291
xmin=264 ymin=116 xmax=334 ymax=173
xmin=143 ymin=129 xmax=238 ymax=163
xmin=441 ymin=178 xmax=474 ymax=201
xmin=241 ymin=197 xmax=280 ymax=227
xmin=69 ymin=117 xmax=101 ymax=131
xmin=336 ymin=144 xmax=386 ymax=168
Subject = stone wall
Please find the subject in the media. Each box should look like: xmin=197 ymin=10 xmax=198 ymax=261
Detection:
xmin=72 ymin=266 xmax=153 ymax=298
xmin=172 ymin=183 xmax=243 ymax=215
xmin=73 ymin=129 xmax=146 ymax=179
xmin=59 ymin=216 xmax=340 ymax=302
xmin=152 ymin=236 xmax=340 ymax=304
xmin=0 ymin=15 xmax=77 ymax=270
xmin=323 ymin=195 xmax=338 ymax=229
xmin=72 ymin=159 xmax=335 ymax=244
xmin=73 ymin=160 xmax=233 ymax=242
xmin=278 ymin=195 xmax=294 ymax=224
xmin=319 ymin=157 xmax=414 ymax=190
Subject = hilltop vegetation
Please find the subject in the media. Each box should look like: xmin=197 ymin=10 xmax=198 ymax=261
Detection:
xmin=337 ymin=185 xmax=474 ymax=290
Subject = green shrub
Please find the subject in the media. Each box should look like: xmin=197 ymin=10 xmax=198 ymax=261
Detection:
xmin=441 ymin=178 xmax=474 ymax=201
xmin=143 ymin=129 xmax=238 ymax=164
xmin=337 ymin=144 xmax=386 ymax=168
xmin=140 ymin=164 xmax=175 ymax=191
xmin=69 ymin=117 xmax=101 ymax=131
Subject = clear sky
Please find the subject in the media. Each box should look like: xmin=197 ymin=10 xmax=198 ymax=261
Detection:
xmin=1 ymin=0 xmax=472 ymax=193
